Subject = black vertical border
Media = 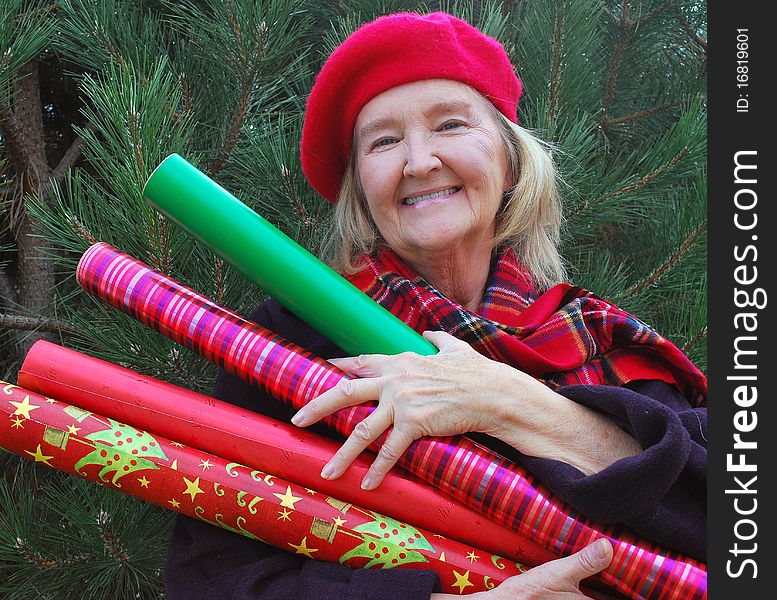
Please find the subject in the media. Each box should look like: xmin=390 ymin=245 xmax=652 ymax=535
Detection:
xmin=708 ymin=2 xmax=774 ymax=597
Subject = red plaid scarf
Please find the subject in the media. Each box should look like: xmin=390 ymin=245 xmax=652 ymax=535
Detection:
xmin=345 ymin=247 xmax=707 ymax=406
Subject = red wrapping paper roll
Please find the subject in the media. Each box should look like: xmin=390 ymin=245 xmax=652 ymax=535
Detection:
xmin=18 ymin=339 xmax=558 ymax=568
xmin=0 ymin=381 xmax=531 ymax=594
xmin=76 ymin=242 xmax=707 ymax=600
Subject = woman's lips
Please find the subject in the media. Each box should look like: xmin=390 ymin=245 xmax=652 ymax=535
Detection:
xmin=402 ymin=186 xmax=461 ymax=206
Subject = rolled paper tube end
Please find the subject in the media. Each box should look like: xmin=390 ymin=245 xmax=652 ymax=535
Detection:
xmin=142 ymin=153 xmax=185 ymax=198
xmin=77 ymin=242 xmax=110 ymax=289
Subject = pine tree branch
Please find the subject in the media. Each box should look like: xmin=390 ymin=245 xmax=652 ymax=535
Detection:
xmin=635 ymin=1 xmax=669 ymax=24
xmin=502 ymin=0 xmax=519 ymax=17
xmin=98 ymin=510 xmax=130 ymax=564
xmin=209 ymin=24 xmax=267 ymax=177
xmin=227 ymin=3 xmax=247 ymax=66
xmin=94 ymin=22 xmax=129 ymax=68
xmin=604 ymin=103 xmax=675 ymax=127
xmin=571 ymin=146 xmax=691 ymax=219
xmin=288 ymin=191 xmax=311 ymax=228
xmin=546 ymin=1 xmax=567 ymax=130
xmin=66 ymin=212 xmax=98 ymax=245
xmin=683 ymin=325 xmax=707 ymax=356
xmin=0 ymin=313 xmax=79 ymax=335
xmin=14 ymin=537 xmax=92 ymax=569
xmin=181 ymin=73 xmax=192 ymax=116
xmin=214 ymin=255 xmax=225 ymax=305
xmin=601 ymin=146 xmax=690 ymax=203
xmin=127 ymin=104 xmax=144 ymax=174
xmin=677 ymin=11 xmax=707 ymax=53
xmin=601 ymin=1 xmax=629 ymax=121
xmin=209 ymin=74 xmax=255 ymax=176
xmin=51 ymin=127 xmax=91 ymax=183
xmin=279 ymin=164 xmax=311 ymax=228
xmin=626 ymin=218 xmax=706 ymax=296
xmin=604 ymin=1 xmax=667 ymax=27
xmin=147 ymin=214 xmax=169 ymax=273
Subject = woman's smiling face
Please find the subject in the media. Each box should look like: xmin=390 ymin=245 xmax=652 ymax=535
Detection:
xmin=354 ymin=79 xmax=510 ymax=265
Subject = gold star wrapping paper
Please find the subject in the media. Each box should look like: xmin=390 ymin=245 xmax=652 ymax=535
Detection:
xmin=2 ymin=381 xmax=531 ymax=595
xmin=17 ymin=340 xmax=560 ymax=569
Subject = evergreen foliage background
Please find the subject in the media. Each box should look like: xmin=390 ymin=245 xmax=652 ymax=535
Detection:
xmin=1 ymin=1 xmax=706 ymax=597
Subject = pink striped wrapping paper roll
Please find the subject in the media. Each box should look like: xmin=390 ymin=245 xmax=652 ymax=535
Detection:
xmin=76 ymin=242 xmax=706 ymax=600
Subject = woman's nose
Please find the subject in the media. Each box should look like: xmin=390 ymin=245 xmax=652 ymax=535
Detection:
xmin=402 ymin=136 xmax=442 ymax=178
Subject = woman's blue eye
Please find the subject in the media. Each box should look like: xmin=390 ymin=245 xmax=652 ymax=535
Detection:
xmin=440 ymin=121 xmax=462 ymax=131
xmin=374 ymin=138 xmax=397 ymax=148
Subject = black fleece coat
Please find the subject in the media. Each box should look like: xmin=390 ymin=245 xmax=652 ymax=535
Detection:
xmin=164 ymin=299 xmax=707 ymax=600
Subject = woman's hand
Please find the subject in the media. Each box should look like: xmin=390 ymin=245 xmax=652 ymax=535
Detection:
xmin=291 ymin=330 xmax=514 ymax=490
xmin=292 ymin=330 xmax=641 ymax=490
xmin=431 ymin=538 xmax=614 ymax=600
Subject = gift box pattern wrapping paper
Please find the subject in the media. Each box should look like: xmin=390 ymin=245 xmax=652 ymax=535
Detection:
xmin=76 ymin=242 xmax=706 ymax=600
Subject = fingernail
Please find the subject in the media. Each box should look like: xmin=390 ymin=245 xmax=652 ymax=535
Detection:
xmin=360 ymin=475 xmax=372 ymax=490
xmin=320 ymin=463 xmax=334 ymax=479
xmin=291 ymin=411 xmax=304 ymax=425
xmin=594 ymin=539 xmax=610 ymax=560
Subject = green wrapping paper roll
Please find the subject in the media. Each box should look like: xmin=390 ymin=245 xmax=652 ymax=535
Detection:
xmin=143 ymin=154 xmax=437 ymax=357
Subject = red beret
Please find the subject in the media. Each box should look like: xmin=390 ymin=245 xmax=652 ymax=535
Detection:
xmin=300 ymin=11 xmax=523 ymax=203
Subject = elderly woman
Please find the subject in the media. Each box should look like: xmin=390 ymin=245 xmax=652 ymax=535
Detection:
xmin=165 ymin=12 xmax=706 ymax=600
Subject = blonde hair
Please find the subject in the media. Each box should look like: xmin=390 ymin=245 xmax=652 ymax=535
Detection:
xmin=322 ymin=99 xmax=567 ymax=290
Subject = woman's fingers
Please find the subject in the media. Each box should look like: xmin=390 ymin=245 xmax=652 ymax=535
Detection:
xmin=329 ymin=353 xmax=389 ymax=377
xmin=329 ymin=333 xmax=468 ymax=376
xmin=320 ymin=408 xmax=393 ymax=481
xmin=491 ymin=539 xmax=613 ymax=599
xmin=422 ymin=329 xmax=465 ymax=351
xmin=529 ymin=538 xmax=613 ymax=588
xmin=360 ymin=426 xmax=416 ymax=490
xmin=291 ymin=376 xmax=380 ymax=426
xmin=296 ymin=338 xmax=488 ymax=489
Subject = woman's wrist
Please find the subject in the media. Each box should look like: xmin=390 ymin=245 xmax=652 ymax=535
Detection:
xmin=485 ymin=366 xmax=642 ymax=475
xmin=484 ymin=363 xmax=560 ymax=446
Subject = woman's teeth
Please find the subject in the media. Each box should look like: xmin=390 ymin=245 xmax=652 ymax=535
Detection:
xmin=403 ymin=187 xmax=460 ymax=205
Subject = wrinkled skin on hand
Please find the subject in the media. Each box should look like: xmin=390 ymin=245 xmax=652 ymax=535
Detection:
xmin=291 ymin=330 xmax=556 ymax=490
xmin=292 ymin=329 xmax=641 ymax=489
